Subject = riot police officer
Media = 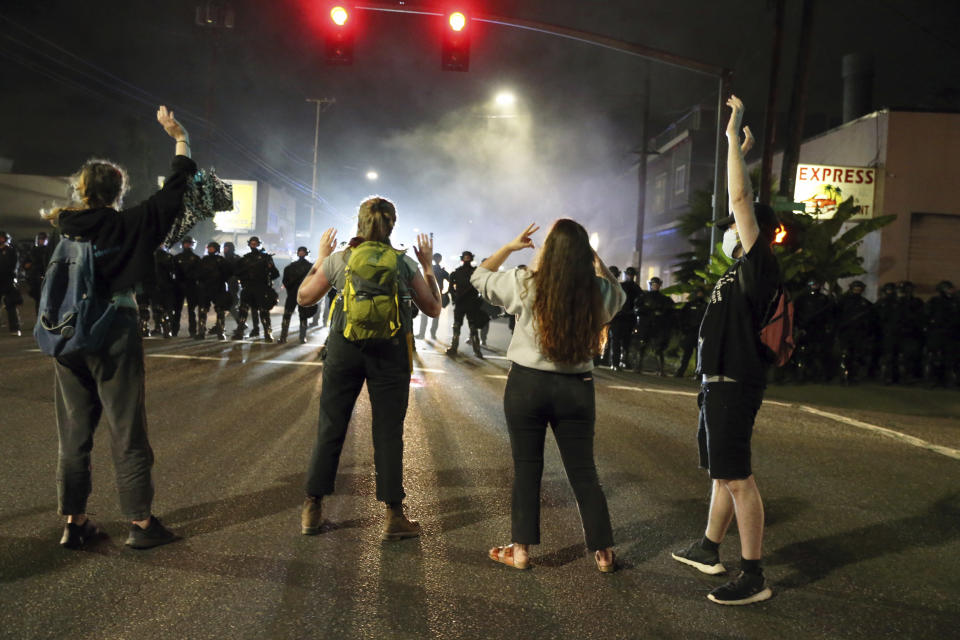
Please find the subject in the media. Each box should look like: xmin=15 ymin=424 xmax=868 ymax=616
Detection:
xmin=610 ymin=266 xmax=642 ymax=371
xmin=416 ymin=252 xmax=449 ymax=341
xmin=875 ymin=282 xmax=900 ymax=383
xmin=675 ymin=286 xmax=707 ymax=377
xmin=0 ymin=231 xmax=21 ymax=335
xmin=222 ymin=241 xmax=241 ymax=328
xmin=23 ymin=232 xmax=53 ymax=317
xmin=897 ymin=280 xmax=926 ymax=383
xmin=634 ymin=276 xmax=673 ymax=375
xmin=835 ymin=280 xmax=875 ymax=384
xmin=172 ymin=236 xmax=202 ymax=337
xmin=232 ymin=236 xmax=280 ymax=342
xmin=924 ymin=280 xmax=958 ymax=386
xmin=279 ymin=246 xmax=318 ymax=344
xmin=196 ymin=241 xmax=233 ymax=340
xmin=152 ymin=246 xmax=177 ymax=338
xmin=792 ymin=279 xmax=835 ymax=382
xmin=446 ymin=251 xmax=484 ymax=358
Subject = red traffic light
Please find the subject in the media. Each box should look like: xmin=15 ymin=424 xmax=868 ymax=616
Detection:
xmin=330 ymin=6 xmax=348 ymax=26
xmin=449 ymin=12 xmax=467 ymax=32
xmin=442 ymin=11 xmax=470 ymax=71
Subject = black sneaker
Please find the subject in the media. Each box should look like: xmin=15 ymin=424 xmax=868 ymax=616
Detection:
xmin=671 ymin=540 xmax=726 ymax=575
xmin=708 ymin=571 xmax=773 ymax=605
xmin=60 ymin=519 xmax=100 ymax=549
xmin=125 ymin=516 xmax=179 ymax=550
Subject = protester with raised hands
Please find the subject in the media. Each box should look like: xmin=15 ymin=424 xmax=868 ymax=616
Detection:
xmin=39 ymin=105 xmax=197 ymax=550
xmin=471 ymin=219 xmax=625 ymax=573
xmin=297 ymin=197 xmax=441 ymax=542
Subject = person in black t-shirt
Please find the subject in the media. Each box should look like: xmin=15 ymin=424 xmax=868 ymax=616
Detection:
xmin=671 ymin=96 xmax=779 ymax=606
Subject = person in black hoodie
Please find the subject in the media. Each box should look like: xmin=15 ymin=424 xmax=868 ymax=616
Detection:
xmin=40 ymin=106 xmax=196 ymax=550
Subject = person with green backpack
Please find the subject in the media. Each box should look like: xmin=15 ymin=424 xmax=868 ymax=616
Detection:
xmin=296 ymin=196 xmax=442 ymax=540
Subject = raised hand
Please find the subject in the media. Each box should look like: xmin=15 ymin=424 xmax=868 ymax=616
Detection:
xmin=725 ymin=95 xmax=745 ymax=141
xmin=157 ymin=105 xmax=188 ymax=141
xmin=413 ymin=233 xmax=433 ymax=269
xmin=507 ymin=223 xmax=540 ymax=252
xmin=740 ymin=125 xmax=755 ymax=156
xmin=318 ymin=228 xmax=338 ymax=259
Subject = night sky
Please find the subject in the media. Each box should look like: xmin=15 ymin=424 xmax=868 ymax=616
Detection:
xmin=2 ymin=0 xmax=959 ymax=260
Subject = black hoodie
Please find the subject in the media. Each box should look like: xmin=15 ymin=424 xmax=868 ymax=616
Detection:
xmin=58 ymin=155 xmax=197 ymax=294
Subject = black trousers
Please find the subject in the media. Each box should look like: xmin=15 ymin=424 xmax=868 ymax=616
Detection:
xmin=53 ymin=309 xmax=154 ymax=520
xmin=0 ymin=279 xmax=21 ymax=331
xmin=305 ymin=332 xmax=411 ymax=503
xmin=503 ymin=363 xmax=614 ymax=551
xmin=609 ymin=317 xmax=633 ymax=367
xmin=172 ymin=284 xmax=199 ymax=336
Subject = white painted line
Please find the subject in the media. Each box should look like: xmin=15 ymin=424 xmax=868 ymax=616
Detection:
xmin=763 ymin=400 xmax=793 ymax=407
xmin=146 ymin=353 xmax=445 ymax=374
xmin=485 ymin=375 xmax=508 ymax=380
xmin=25 ymin=348 xmax=42 ymax=352
xmin=798 ymin=405 xmax=960 ymax=461
xmin=607 ymin=385 xmax=699 ymax=398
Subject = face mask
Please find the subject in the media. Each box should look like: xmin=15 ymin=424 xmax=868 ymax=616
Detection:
xmin=722 ymin=228 xmax=740 ymax=259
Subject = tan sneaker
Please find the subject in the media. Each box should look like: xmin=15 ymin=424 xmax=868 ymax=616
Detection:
xmin=301 ymin=496 xmax=322 ymax=535
xmin=382 ymin=504 xmax=421 ymax=541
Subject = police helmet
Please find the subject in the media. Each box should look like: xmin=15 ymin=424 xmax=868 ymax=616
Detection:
xmin=207 ymin=241 xmax=220 ymax=252
xmin=936 ymin=280 xmax=955 ymax=295
xmin=223 ymin=241 xmax=235 ymax=250
xmin=460 ymin=251 xmax=474 ymax=261
xmin=648 ymin=276 xmax=662 ymax=287
xmin=881 ymin=282 xmax=896 ymax=295
xmin=896 ymin=280 xmax=914 ymax=294
xmin=182 ymin=235 xmax=194 ymax=245
xmin=624 ymin=266 xmax=638 ymax=277
xmin=248 ymin=236 xmax=261 ymax=245
xmin=849 ymin=280 xmax=866 ymax=292
xmin=297 ymin=246 xmax=309 ymax=254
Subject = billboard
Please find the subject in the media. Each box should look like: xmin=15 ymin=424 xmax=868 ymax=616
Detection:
xmin=793 ymin=164 xmax=876 ymax=219
xmin=214 ymin=179 xmax=258 ymax=232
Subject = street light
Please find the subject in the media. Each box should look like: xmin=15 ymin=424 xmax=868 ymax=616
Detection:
xmin=495 ymin=91 xmax=516 ymax=108
xmin=366 ymin=170 xmax=379 ymax=181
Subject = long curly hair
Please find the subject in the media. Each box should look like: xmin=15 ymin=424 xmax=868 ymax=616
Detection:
xmin=531 ymin=219 xmax=606 ymax=364
xmin=41 ymin=158 xmax=129 ymax=224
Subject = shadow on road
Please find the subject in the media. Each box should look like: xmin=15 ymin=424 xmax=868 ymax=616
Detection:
xmin=768 ymin=492 xmax=960 ymax=589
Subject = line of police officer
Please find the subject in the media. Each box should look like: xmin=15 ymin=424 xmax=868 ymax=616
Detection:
xmin=604 ymin=268 xmax=960 ymax=388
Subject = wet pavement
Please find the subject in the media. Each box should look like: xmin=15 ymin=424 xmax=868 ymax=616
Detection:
xmin=1 ymin=311 xmax=958 ymax=639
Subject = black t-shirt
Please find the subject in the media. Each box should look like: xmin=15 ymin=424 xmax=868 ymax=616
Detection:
xmin=696 ymin=241 xmax=780 ymax=385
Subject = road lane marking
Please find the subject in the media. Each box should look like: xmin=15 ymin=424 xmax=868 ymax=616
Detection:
xmin=607 ymin=385 xmax=699 ymax=398
xmin=797 ymin=405 xmax=960 ymax=461
xmin=146 ymin=353 xmax=445 ymax=374
xmin=484 ymin=375 xmax=508 ymax=380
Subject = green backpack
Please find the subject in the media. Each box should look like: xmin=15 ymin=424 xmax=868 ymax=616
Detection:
xmin=335 ymin=241 xmax=405 ymax=341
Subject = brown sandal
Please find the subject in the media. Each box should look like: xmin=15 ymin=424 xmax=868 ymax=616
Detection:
xmin=595 ymin=549 xmax=616 ymax=573
xmin=489 ymin=544 xmax=530 ymax=570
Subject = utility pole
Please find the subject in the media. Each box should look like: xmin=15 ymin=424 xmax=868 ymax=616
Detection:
xmin=778 ymin=0 xmax=816 ymax=201
xmin=306 ymin=97 xmax=335 ymax=240
xmin=760 ymin=0 xmax=785 ymax=205
xmin=634 ymin=64 xmax=651 ymax=271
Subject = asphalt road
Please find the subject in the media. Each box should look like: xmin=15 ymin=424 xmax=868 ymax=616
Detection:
xmin=1 ymin=309 xmax=958 ymax=640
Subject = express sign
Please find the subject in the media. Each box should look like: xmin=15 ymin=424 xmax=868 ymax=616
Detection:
xmin=794 ymin=164 xmax=876 ymax=218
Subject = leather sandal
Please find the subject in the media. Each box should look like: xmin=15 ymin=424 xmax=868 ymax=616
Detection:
xmin=489 ymin=544 xmax=530 ymax=570
xmin=595 ymin=549 xmax=616 ymax=573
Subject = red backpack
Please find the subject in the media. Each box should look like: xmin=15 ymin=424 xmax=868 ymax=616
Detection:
xmin=759 ymin=284 xmax=795 ymax=367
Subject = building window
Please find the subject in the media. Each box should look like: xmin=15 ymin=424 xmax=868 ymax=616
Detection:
xmin=653 ymin=173 xmax=667 ymax=212
xmin=674 ymin=164 xmax=687 ymax=195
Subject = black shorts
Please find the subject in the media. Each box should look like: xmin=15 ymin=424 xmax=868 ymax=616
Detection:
xmin=697 ymin=381 xmax=765 ymax=479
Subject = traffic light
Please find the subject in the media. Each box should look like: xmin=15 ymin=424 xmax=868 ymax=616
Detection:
xmin=441 ymin=11 xmax=470 ymax=71
xmin=325 ymin=5 xmax=354 ymax=65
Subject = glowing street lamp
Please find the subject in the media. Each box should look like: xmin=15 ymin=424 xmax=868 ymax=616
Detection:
xmin=366 ymin=170 xmax=379 ymax=181
xmin=495 ymin=91 xmax=516 ymax=108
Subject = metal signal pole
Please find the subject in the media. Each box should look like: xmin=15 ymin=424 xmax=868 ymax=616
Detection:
xmin=306 ymin=97 xmax=336 ymax=239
